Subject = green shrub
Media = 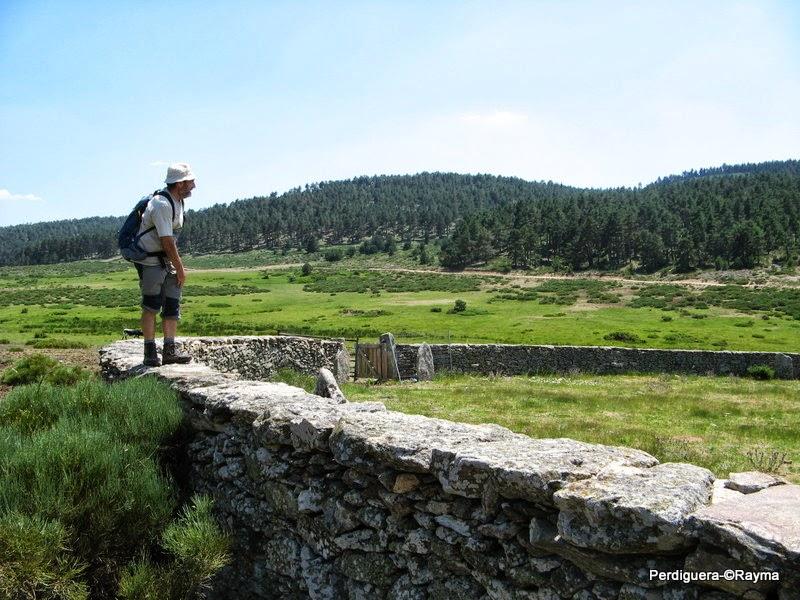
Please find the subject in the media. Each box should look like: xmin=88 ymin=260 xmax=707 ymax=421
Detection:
xmin=452 ymin=299 xmax=467 ymax=313
xmin=324 ymin=248 xmax=343 ymax=262
xmin=663 ymin=332 xmax=703 ymax=345
xmin=746 ymin=365 xmax=776 ymax=380
xmin=0 ymin=354 xmax=90 ymax=386
xmin=161 ymin=496 xmax=230 ymax=582
xmin=490 ymin=257 xmax=512 ymax=273
xmin=0 ymin=378 xmax=222 ymax=598
xmin=301 ymin=263 xmax=312 ymax=276
xmin=661 ymin=316 xmax=673 ymax=322
xmin=602 ymin=331 xmax=646 ymax=344
xmin=0 ymin=512 xmax=88 ymax=600
xmin=119 ymin=496 xmax=230 ymax=600
xmin=0 ymin=338 xmax=10 ymax=344
xmin=430 ymin=307 xmax=442 ymax=313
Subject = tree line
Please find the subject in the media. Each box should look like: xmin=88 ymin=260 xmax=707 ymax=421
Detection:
xmin=0 ymin=161 xmax=798 ymax=271
xmin=440 ymin=162 xmax=800 ymax=272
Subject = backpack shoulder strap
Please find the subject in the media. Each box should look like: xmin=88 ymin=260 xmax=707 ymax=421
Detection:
xmin=153 ymin=190 xmax=176 ymax=221
xmin=133 ymin=191 xmax=174 ymax=242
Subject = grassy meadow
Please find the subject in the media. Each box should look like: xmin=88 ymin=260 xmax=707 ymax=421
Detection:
xmin=2 ymin=250 xmax=800 ymax=482
xmin=2 ymin=248 xmax=800 ymax=351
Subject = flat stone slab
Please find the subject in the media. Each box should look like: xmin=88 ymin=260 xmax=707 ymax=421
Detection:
xmin=725 ymin=471 xmax=786 ymax=494
xmin=553 ymin=463 xmax=714 ymax=553
xmin=688 ymin=484 xmax=800 ymax=570
xmin=329 ymin=411 xmax=657 ymax=505
xmin=712 ymin=479 xmax=744 ymax=505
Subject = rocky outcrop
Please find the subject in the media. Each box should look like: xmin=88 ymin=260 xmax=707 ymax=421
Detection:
xmin=99 ymin=337 xmax=800 ymax=600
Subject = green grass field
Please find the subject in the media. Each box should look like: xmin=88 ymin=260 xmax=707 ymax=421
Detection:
xmin=1 ymin=254 xmax=799 ymax=483
xmin=2 ymin=253 xmax=800 ymax=351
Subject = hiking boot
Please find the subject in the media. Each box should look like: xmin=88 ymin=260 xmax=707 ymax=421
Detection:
xmin=143 ymin=342 xmax=161 ymax=367
xmin=162 ymin=342 xmax=191 ymax=365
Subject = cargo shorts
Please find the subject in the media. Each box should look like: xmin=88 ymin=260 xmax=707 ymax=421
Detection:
xmin=135 ymin=263 xmax=182 ymax=319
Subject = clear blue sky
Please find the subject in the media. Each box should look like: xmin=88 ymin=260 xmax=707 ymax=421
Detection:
xmin=1 ymin=0 xmax=799 ymax=226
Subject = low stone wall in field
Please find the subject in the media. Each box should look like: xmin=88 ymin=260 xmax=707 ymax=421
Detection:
xmin=99 ymin=336 xmax=800 ymax=600
xmin=394 ymin=343 xmax=800 ymax=379
xmin=101 ymin=335 xmax=350 ymax=384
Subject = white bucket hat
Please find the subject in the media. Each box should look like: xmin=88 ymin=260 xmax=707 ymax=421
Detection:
xmin=164 ymin=162 xmax=195 ymax=184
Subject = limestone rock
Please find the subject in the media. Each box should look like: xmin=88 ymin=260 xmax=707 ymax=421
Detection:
xmin=262 ymin=533 xmax=301 ymax=579
xmin=301 ymin=545 xmax=343 ymax=600
xmin=725 ymin=471 xmax=786 ymax=495
xmin=433 ymin=435 xmax=659 ymax=506
xmin=435 ymin=515 xmax=471 ymax=537
xmin=554 ymin=463 xmax=714 ymax=553
xmin=334 ymin=528 xmax=387 ymax=552
xmin=393 ymin=473 xmax=421 ymax=494
xmin=427 ymin=576 xmax=485 ymax=600
xmin=684 ymin=545 xmax=777 ymax=596
xmin=688 ymin=484 xmax=800 ymax=574
xmin=417 ymin=343 xmax=435 ymax=381
xmin=329 ymin=410 xmax=512 ymax=473
xmin=253 ymin=398 xmax=386 ymax=450
xmin=335 ymin=348 xmax=351 ymax=384
xmin=528 ymin=520 xmax=686 ymax=587
xmin=387 ymin=574 xmax=426 ymax=600
xmin=330 ymin=410 xmax=656 ymax=506
xmin=315 ymin=367 xmax=347 ymax=403
xmin=298 ymin=488 xmax=324 ymax=513
xmin=712 ymin=479 xmax=744 ymax=505
xmin=335 ymin=551 xmax=397 ymax=587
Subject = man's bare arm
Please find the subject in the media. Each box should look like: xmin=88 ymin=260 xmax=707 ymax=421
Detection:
xmin=160 ymin=236 xmax=186 ymax=286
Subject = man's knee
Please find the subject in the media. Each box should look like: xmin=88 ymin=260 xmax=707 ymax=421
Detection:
xmin=142 ymin=294 xmax=162 ymax=313
xmin=162 ymin=296 xmax=181 ymax=319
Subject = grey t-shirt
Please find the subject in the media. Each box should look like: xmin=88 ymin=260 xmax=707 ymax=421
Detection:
xmin=134 ymin=190 xmax=184 ymax=266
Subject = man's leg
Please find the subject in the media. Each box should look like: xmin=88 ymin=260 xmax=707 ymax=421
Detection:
xmin=141 ymin=310 xmax=157 ymax=340
xmin=163 ymin=317 xmax=177 ymax=340
xmin=161 ymin=272 xmax=191 ymax=364
xmin=138 ymin=264 xmax=166 ymax=367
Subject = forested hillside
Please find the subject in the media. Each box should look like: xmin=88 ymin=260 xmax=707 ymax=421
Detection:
xmin=1 ymin=161 xmax=798 ymax=271
xmin=440 ymin=161 xmax=800 ymax=271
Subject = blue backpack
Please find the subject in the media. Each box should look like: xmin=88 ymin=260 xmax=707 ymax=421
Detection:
xmin=117 ymin=190 xmax=175 ymax=262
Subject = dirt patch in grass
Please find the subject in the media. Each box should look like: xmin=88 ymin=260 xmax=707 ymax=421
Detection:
xmin=395 ymin=299 xmax=457 ymax=306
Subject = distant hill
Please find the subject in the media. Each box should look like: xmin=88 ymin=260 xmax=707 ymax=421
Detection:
xmin=0 ymin=161 xmax=798 ymax=271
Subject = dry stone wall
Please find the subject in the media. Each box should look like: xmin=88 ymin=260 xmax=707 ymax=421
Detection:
xmin=393 ymin=343 xmax=800 ymax=379
xmin=99 ymin=336 xmax=800 ymax=600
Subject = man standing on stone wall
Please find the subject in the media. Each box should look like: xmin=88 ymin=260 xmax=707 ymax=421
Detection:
xmin=135 ymin=163 xmax=194 ymax=366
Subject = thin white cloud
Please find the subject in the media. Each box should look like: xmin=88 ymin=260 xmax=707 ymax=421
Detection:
xmin=0 ymin=189 xmax=43 ymax=202
xmin=149 ymin=161 xmax=170 ymax=167
xmin=459 ymin=111 xmax=529 ymax=127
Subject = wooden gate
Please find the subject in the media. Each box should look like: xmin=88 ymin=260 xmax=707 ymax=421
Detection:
xmin=354 ymin=342 xmax=393 ymax=380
